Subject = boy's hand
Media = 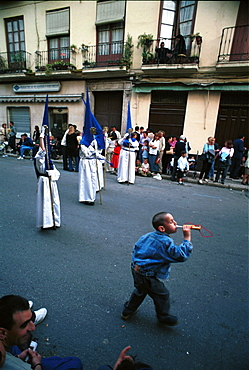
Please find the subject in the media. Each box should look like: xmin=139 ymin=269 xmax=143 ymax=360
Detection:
xmin=182 ymin=224 xmax=191 ymax=241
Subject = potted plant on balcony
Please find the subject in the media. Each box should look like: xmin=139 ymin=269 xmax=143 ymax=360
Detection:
xmin=81 ymin=44 xmax=89 ymax=52
xmin=137 ymin=33 xmax=154 ymax=48
xmin=120 ymin=34 xmax=133 ymax=71
xmin=70 ymin=44 xmax=78 ymax=53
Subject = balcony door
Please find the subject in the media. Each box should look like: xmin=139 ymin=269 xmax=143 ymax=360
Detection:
xmin=48 ymin=36 xmax=70 ymax=64
xmin=5 ymin=16 xmax=26 ymax=69
xmin=96 ymin=22 xmax=124 ymax=66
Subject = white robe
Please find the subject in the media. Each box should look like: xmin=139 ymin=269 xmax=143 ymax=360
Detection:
xmin=117 ymin=137 xmax=139 ymax=184
xmin=78 ymin=143 xmax=104 ymax=202
xmin=35 ymin=149 xmax=61 ymax=228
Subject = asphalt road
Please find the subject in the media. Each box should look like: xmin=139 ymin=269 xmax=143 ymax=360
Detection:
xmin=0 ymin=156 xmax=248 ymax=370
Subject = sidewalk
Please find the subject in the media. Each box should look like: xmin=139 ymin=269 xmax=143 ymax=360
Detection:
xmin=3 ymin=152 xmax=248 ymax=192
xmin=161 ymin=172 xmax=248 ymax=191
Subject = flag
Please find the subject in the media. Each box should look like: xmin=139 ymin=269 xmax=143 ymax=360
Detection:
xmin=126 ymin=101 xmax=133 ymax=133
xmin=80 ymin=87 xmax=105 ymax=149
xmin=42 ymin=94 xmax=53 ymax=169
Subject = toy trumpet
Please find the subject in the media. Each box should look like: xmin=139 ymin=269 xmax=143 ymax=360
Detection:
xmin=177 ymin=224 xmax=213 ymax=237
xmin=177 ymin=225 xmax=201 ymax=230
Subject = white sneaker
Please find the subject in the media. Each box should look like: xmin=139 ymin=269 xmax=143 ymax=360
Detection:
xmin=29 ymin=300 xmax=34 ymax=309
xmin=17 ymin=156 xmax=23 ymax=160
xmin=198 ymin=179 xmax=203 ymax=184
xmin=33 ymin=308 xmax=47 ymax=325
xmin=204 ymin=179 xmax=209 ymax=183
xmin=153 ymin=173 xmax=162 ymax=180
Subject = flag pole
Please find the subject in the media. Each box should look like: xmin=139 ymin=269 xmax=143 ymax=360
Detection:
xmin=103 ymin=126 xmax=109 ymax=190
xmin=90 ymin=127 xmax=102 ymax=205
xmin=43 ymin=124 xmax=56 ymax=229
xmin=127 ymin=128 xmax=133 ymax=185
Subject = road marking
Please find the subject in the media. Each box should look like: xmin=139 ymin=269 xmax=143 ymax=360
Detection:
xmin=193 ymin=193 xmax=221 ymax=199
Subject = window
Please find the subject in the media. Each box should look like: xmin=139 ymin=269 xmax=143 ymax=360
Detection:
xmin=46 ymin=8 xmax=70 ymax=63
xmin=97 ymin=22 xmax=124 ymax=64
xmin=48 ymin=36 xmax=70 ymax=63
xmin=5 ymin=16 xmax=26 ymax=66
xmin=159 ymin=1 xmax=176 ymax=49
xmin=159 ymin=1 xmax=196 ymax=53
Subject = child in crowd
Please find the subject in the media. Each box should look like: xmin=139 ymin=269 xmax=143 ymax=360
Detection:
xmin=138 ymin=158 xmax=151 ymax=177
xmin=135 ymin=159 xmax=142 ymax=174
xmin=141 ymin=139 xmax=149 ymax=163
xmin=121 ymin=212 xmax=193 ymax=326
xmin=188 ymin=156 xmax=196 ymax=170
xmin=111 ymin=140 xmax=121 ymax=174
xmin=177 ymin=151 xmax=189 ymax=185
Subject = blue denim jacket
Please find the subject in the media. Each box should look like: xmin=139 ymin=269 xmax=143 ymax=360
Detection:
xmin=131 ymin=231 xmax=193 ymax=279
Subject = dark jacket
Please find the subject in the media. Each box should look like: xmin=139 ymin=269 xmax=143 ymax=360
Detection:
xmin=233 ymin=138 xmax=245 ymax=159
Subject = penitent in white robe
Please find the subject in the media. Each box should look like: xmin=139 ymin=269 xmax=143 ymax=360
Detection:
xmin=78 ymin=143 xmax=104 ymax=202
xmin=117 ymin=137 xmax=139 ymax=184
xmin=35 ymin=149 xmax=61 ymax=228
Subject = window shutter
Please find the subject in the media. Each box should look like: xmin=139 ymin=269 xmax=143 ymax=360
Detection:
xmin=46 ymin=8 xmax=70 ymax=36
xmin=96 ymin=1 xmax=125 ymax=25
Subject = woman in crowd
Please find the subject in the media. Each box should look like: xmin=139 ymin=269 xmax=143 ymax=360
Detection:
xmin=198 ymin=137 xmax=215 ymax=184
xmin=66 ymin=125 xmax=79 ymax=172
xmin=214 ymin=140 xmax=234 ymax=184
xmin=148 ymin=132 xmax=161 ymax=180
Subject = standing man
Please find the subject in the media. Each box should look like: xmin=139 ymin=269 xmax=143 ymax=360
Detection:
xmin=61 ymin=124 xmax=73 ymax=171
xmin=230 ymin=134 xmax=246 ymax=179
xmin=8 ymin=121 xmax=17 ymax=154
xmin=0 ymin=295 xmax=83 ymax=369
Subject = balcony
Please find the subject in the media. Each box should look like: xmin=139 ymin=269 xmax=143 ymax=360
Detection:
xmin=0 ymin=51 xmax=32 ymax=73
xmin=139 ymin=35 xmax=201 ymax=67
xmin=82 ymin=41 xmax=131 ymax=70
xmin=218 ymin=25 xmax=249 ymax=62
xmin=35 ymin=48 xmax=76 ymax=73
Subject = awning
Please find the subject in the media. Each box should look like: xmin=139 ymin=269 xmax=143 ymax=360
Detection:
xmin=132 ymin=79 xmax=249 ymax=94
xmin=133 ymin=82 xmax=249 ymax=93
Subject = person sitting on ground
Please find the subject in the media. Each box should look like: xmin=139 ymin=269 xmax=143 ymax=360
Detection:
xmin=138 ymin=158 xmax=151 ymax=177
xmin=17 ymin=134 xmax=34 ymax=159
xmin=0 ymin=294 xmax=83 ymax=370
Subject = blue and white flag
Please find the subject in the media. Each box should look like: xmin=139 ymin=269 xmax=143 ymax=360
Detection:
xmin=126 ymin=101 xmax=133 ymax=133
xmin=42 ymin=94 xmax=53 ymax=170
xmin=80 ymin=87 xmax=105 ymax=150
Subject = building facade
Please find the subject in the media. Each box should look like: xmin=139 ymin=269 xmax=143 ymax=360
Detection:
xmin=0 ymin=0 xmax=248 ymax=152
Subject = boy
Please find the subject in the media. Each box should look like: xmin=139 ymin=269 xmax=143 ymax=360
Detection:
xmin=177 ymin=150 xmax=189 ymax=185
xmin=122 ymin=212 xmax=193 ymax=326
xmin=138 ymin=158 xmax=151 ymax=177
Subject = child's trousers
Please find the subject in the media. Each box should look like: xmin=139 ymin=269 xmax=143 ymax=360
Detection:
xmin=123 ymin=268 xmax=170 ymax=321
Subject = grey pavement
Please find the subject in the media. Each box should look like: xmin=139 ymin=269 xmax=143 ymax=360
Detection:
xmin=5 ymin=152 xmax=248 ymax=192
xmin=0 ymin=154 xmax=248 ymax=370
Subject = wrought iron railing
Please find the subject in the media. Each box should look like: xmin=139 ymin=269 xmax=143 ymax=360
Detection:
xmin=35 ymin=48 xmax=76 ymax=71
xmin=139 ymin=36 xmax=202 ymax=66
xmin=218 ymin=25 xmax=249 ymax=62
xmin=82 ymin=41 xmax=129 ymax=68
xmin=0 ymin=51 xmax=31 ymax=73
